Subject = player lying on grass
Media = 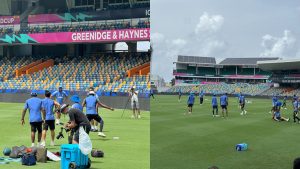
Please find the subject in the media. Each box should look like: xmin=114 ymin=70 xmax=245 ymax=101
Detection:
xmin=239 ymin=93 xmax=247 ymax=115
xmin=185 ymin=92 xmax=195 ymax=115
xmin=211 ymin=94 xmax=218 ymax=117
xmin=273 ymin=102 xmax=289 ymax=122
xmin=60 ymin=104 xmax=91 ymax=144
xmin=41 ymin=90 xmax=60 ymax=147
xmin=21 ymin=92 xmax=43 ymax=147
xmin=220 ymin=93 xmax=228 ymax=118
xmin=293 ymin=99 xmax=300 ymax=123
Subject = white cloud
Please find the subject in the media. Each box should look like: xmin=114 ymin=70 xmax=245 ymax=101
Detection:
xmin=260 ymin=30 xmax=298 ymax=58
xmin=151 ymin=12 xmax=227 ymax=81
xmin=195 ymin=12 xmax=224 ymax=35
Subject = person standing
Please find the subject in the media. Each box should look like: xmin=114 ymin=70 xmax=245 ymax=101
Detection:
xmin=239 ymin=93 xmax=247 ymax=115
xmin=82 ymin=91 xmax=114 ymax=137
xmin=40 ymin=90 xmax=60 ymax=147
xmin=21 ymin=92 xmax=43 ymax=147
xmin=211 ymin=94 xmax=218 ymax=117
xmin=220 ymin=93 xmax=228 ymax=118
xmin=129 ymin=87 xmax=141 ymax=119
xmin=150 ymin=88 xmax=155 ymax=99
xmin=199 ymin=90 xmax=204 ymax=105
xmin=186 ymin=92 xmax=195 ymax=115
xmin=178 ymin=88 xmax=182 ymax=102
xmin=293 ymin=99 xmax=300 ymax=123
xmin=282 ymin=95 xmax=287 ymax=110
xmin=51 ymin=87 xmax=68 ymax=125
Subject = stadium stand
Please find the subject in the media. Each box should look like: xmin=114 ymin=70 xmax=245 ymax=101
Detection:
xmin=0 ymin=52 xmax=150 ymax=93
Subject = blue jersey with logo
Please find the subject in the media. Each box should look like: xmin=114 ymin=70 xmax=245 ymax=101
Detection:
xmin=272 ymin=96 xmax=278 ymax=106
xmin=212 ymin=96 xmax=218 ymax=106
xmin=293 ymin=101 xmax=298 ymax=112
xmin=72 ymin=103 xmax=83 ymax=112
xmin=187 ymin=95 xmax=195 ymax=105
xmin=85 ymin=95 xmax=99 ymax=115
xmin=24 ymin=97 xmax=42 ymax=122
xmin=274 ymin=111 xmax=281 ymax=118
xmin=52 ymin=91 xmax=68 ymax=104
xmin=239 ymin=96 xmax=245 ymax=104
xmin=220 ymin=95 xmax=228 ymax=106
xmin=42 ymin=98 xmax=55 ymax=120
xmin=199 ymin=92 xmax=204 ymax=98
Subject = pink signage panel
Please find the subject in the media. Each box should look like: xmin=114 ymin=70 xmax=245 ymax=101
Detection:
xmin=0 ymin=16 xmax=20 ymax=25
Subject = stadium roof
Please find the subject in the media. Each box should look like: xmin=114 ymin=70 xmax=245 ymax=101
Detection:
xmin=176 ymin=55 xmax=216 ymax=64
xmin=219 ymin=57 xmax=278 ymax=66
xmin=257 ymin=59 xmax=300 ymax=71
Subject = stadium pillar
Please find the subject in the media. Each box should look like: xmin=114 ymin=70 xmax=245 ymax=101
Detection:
xmin=127 ymin=42 xmax=137 ymax=52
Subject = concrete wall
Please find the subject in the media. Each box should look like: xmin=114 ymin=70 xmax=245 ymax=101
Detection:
xmin=0 ymin=93 xmax=150 ymax=111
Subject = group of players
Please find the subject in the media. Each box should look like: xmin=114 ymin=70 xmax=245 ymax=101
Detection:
xmin=21 ymin=86 xmax=142 ymax=147
xmin=179 ymin=88 xmax=300 ymax=123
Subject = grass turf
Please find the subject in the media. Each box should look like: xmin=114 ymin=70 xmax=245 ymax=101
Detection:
xmin=0 ymin=102 xmax=149 ymax=169
xmin=151 ymin=95 xmax=300 ymax=169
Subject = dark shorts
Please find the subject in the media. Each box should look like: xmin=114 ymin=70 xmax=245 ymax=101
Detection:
xmin=240 ymin=103 xmax=245 ymax=109
xmin=188 ymin=104 xmax=193 ymax=107
xmin=275 ymin=116 xmax=282 ymax=120
xmin=221 ymin=105 xmax=227 ymax=109
xmin=30 ymin=122 xmax=42 ymax=133
xmin=213 ymin=105 xmax=218 ymax=109
xmin=43 ymin=120 xmax=55 ymax=131
xmin=73 ymin=125 xmax=91 ymax=143
xmin=86 ymin=114 xmax=103 ymax=123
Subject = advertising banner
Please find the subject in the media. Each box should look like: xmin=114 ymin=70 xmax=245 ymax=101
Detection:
xmin=0 ymin=16 xmax=20 ymax=25
xmin=0 ymin=28 xmax=150 ymax=44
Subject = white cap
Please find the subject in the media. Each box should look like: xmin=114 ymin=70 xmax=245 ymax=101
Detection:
xmin=89 ymin=91 xmax=95 ymax=95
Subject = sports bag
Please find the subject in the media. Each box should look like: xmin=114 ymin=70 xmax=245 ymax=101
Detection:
xmin=91 ymin=150 xmax=104 ymax=158
xmin=22 ymin=153 xmax=36 ymax=166
xmin=36 ymin=147 xmax=47 ymax=163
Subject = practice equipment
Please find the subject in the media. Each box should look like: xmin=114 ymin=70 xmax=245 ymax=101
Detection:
xmin=61 ymin=144 xmax=91 ymax=169
xmin=56 ymin=126 xmax=71 ymax=140
xmin=236 ymin=143 xmax=248 ymax=151
xmin=3 ymin=148 xmax=11 ymax=156
xmin=21 ymin=153 xmax=36 ymax=166
xmin=91 ymin=150 xmax=104 ymax=158
xmin=36 ymin=147 xmax=47 ymax=163
xmin=121 ymin=96 xmax=131 ymax=118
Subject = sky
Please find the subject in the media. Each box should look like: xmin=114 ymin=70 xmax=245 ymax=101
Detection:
xmin=151 ymin=0 xmax=300 ymax=81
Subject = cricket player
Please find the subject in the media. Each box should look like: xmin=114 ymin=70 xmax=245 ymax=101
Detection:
xmin=21 ymin=92 xmax=43 ymax=147
xmin=51 ymin=87 xmax=68 ymax=125
xmin=129 ymin=87 xmax=141 ymax=119
xmin=60 ymin=104 xmax=91 ymax=144
xmin=273 ymin=102 xmax=289 ymax=122
xmin=282 ymin=95 xmax=287 ymax=109
xmin=88 ymin=87 xmax=99 ymax=132
xmin=293 ymin=99 xmax=300 ymax=123
xmin=178 ymin=88 xmax=182 ymax=102
xmin=41 ymin=90 xmax=60 ymax=147
xmin=150 ymin=88 xmax=155 ymax=99
xmin=199 ymin=90 xmax=204 ymax=105
xmin=70 ymin=95 xmax=83 ymax=112
xmin=82 ymin=91 xmax=114 ymax=137
xmin=186 ymin=92 xmax=195 ymax=115
xmin=220 ymin=93 xmax=228 ymax=118
xmin=239 ymin=93 xmax=247 ymax=115
xmin=211 ymin=94 xmax=218 ymax=117
xmin=270 ymin=94 xmax=278 ymax=114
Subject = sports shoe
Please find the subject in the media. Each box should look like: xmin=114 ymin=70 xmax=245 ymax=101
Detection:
xmin=98 ymin=132 xmax=106 ymax=137
xmin=131 ymin=115 xmax=135 ymax=119
xmin=138 ymin=115 xmax=141 ymax=119
xmin=56 ymin=119 xmax=60 ymax=125
xmin=50 ymin=141 xmax=55 ymax=146
xmin=244 ymin=111 xmax=247 ymax=114
xmin=240 ymin=113 xmax=243 ymax=115
xmin=287 ymin=118 xmax=290 ymax=122
xmin=39 ymin=142 xmax=45 ymax=148
xmin=31 ymin=143 xmax=35 ymax=147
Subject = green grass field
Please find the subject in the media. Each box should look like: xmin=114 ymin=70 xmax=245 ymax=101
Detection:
xmin=151 ymin=95 xmax=300 ymax=169
xmin=0 ymin=102 xmax=149 ymax=169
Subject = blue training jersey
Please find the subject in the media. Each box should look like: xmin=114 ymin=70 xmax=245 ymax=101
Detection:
xmin=212 ymin=96 xmax=218 ymax=106
xmin=199 ymin=92 xmax=204 ymax=98
xmin=293 ymin=101 xmax=298 ymax=111
xmin=52 ymin=91 xmax=68 ymax=104
xmin=220 ymin=95 xmax=228 ymax=106
xmin=24 ymin=97 xmax=42 ymax=122
xmin=272 ymin=96 xmax=278 ymax=105
xmin=239 ymin=96 xmax=245 ymax=103
xmin=72 ymin=103 xmax=83 ymax=112
xmin=42 ymin=98 xmax=55 ymax=120
xmin=187 ymin=95 xmax=195 ymax=105
xmin=85 ymin=95 xmax=99 ymax=115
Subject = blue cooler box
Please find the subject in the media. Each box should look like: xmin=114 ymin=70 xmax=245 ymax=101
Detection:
xmin=61 ymin=144 xmax=91 ymax=169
